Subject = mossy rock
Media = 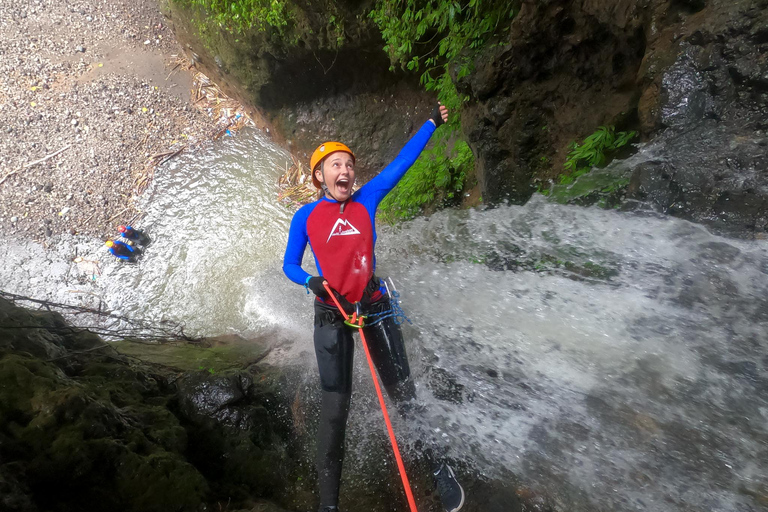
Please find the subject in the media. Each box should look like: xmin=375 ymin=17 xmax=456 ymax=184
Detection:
xmin=0 ymin=354 xmax=63 ymax=425
xmin=0 ymin=350 xmax=209 ymax=512
xmin=0 ymin=299 xmax=305 ymax=511
xmin=111 ymin=335 xmax=268 ymax=372
xmin=116 ymin=452 xmax=209 ymax=512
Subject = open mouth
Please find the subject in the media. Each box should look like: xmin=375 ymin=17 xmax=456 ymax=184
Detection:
xmin=335 ymin=177 xmax=351 ymax=194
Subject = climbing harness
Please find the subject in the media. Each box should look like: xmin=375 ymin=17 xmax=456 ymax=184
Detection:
xmin=322 ymin=281 xmax=419 ymax=512
xmin=364 ymin=278 xmax=412 ymax=327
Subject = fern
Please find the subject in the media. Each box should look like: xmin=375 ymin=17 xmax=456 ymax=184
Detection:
xmin=379 ymin=139 xmax=473 ymax=222
xmin=560 ymin=126 xmax=636 ymax=184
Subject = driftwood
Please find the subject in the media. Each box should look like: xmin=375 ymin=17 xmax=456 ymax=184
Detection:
xmin=107 ymin=206 xmax=130 ymax=223
xmin=0 ymin=144 xmax=72 ymax=185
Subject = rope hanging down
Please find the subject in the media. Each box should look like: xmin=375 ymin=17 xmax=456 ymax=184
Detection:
xmin=323 ymin=281 xmax=419 ymax=512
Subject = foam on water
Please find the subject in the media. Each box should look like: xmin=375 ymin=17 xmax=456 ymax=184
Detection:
xmin=371 ymin=197 xmax=767 ymax=511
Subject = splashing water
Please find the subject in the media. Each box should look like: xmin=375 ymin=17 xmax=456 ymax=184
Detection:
xmin=373 ymin=197 xmax=768 ymax=511
xmin=1 ymin=129 xmax=766 ymax=511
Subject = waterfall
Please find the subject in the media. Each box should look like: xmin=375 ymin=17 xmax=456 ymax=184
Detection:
xmin=1 ymin=128 xmax=766 ymax=512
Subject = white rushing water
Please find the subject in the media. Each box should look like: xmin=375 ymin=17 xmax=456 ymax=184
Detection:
xmin=1 ymin=128 xmax=766 ymax=511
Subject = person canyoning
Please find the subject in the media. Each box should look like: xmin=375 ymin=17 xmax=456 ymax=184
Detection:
xmin=105 ymin=239 xmax=138 ymax=262
xmin=118 ymin=224 xmax=150 ymax=246
xmin=282 ymin=103 xmax=464 ymax=512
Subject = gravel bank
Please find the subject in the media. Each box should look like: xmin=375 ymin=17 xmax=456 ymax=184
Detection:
xmin=0 ymin=0 xmax=216 ymax=242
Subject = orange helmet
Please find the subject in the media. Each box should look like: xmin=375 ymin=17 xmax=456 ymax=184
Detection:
xmin=105 ymin=240 xmax=114 ymax=248
xmin=117 ymin=225 xmax=127 ymax=233
xmin=310 ymin=142 xmax=355 ymax=189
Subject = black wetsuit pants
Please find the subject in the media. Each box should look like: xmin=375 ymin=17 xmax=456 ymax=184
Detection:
xmin=314 ymin=296 xmax=416 ymax=509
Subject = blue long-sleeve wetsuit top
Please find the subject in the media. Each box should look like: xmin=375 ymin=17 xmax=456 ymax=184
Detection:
xmin=109 ymin=240 xmax=135 ymax=260
xmin=283 ymin=120 xmax=436 ymax=303
xmin=121 ymin=226 xmax=141 ymax=240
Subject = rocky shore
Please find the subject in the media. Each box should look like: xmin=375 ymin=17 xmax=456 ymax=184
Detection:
xmin=0 ymin=0 xmax=216 ymax=242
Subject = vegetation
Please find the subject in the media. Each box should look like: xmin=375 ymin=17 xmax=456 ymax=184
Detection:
xmin=175 ymin=0 xmax=522 ymax=219
xmin=558 ymin=125 xmax=636 ymax=185
xmin=368 ymin=0 xmax=518 ymax=219
xmin=379 ymin=139 xmax=473 ymax=222
xmin=175 ymin=0 xmax=293 ymax=34
xmin=538 ymin=125 xmax=636 ymax=208
xmin=369 ymin=0 xmax=518 ymax=98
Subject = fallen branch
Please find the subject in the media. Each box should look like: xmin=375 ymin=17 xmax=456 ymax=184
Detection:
xmin=47 ymin=344 xmax=110 ymax=362
xmin=165 ymin=62 xmax=182 ymax=80
xmin=24 ymin=144 xmax=72 ymax=169
xmin=156 ymin=146 xmax=185 ymax=165
xmin=0 ymin=169 xmax=17 ymax=186
xmin=107 ymin=206 xmax=130 ymax=223
xmin=0 ymin=144 xmax=72 ymax=185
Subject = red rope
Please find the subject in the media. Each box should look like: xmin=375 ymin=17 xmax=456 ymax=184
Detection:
xmin=323 ymin=282 xmax=419 ymax=512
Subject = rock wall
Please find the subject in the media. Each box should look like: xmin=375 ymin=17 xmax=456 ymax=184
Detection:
xmin=458 ymin=0 xmax=767 ymax=236
xmin=164 ymin=0 xmax=434 ymax=181
xmin=456 ymin=0 xmax=650 ymax=203
xmin=165 ymin=0 xmax=767 ymax=236
xmin=627 ymin=0 xmax=768 ymax=236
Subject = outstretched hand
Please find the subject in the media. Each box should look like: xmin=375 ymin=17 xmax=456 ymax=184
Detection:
xmin=430 ymin=103 xmax=449 ymax=127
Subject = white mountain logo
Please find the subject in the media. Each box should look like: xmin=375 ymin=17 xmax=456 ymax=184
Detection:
xmin=327 ymin=218 xmax=360 ymax=242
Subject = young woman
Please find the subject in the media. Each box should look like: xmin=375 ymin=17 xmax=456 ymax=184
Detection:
xmin=283 ymin=104 xmax=464 ymax=512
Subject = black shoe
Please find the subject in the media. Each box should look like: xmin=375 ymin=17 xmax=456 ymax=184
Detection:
xmin=433 ymin=463 xmax=465 ymax=512
xmin=318 ymin=507 xmax=339 ymax=512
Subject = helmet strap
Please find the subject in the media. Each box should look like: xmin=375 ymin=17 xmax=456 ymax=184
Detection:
xmin=320 ymin=160 xmax=341 ymax=203
xmin=319 ymin=160 xmax=348 ymax=213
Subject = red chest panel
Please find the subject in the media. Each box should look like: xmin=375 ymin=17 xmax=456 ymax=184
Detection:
xmin=307 ymin=200 xmax=373 ymax=302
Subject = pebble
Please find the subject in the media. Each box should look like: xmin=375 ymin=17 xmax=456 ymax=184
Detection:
xmin=0 ymin=0 xmax=214 ymax=240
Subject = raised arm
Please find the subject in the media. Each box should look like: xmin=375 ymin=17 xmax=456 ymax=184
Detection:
xmin=361 ymin=104 xmax=449 ymax=205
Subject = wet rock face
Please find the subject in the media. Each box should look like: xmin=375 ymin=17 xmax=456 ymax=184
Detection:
xmin=626 ymin=0 xmax=768 ymax=236
xmin=458 ymin=0 xmax=767 ymax=236
xmin=626 ymin=123 xmax=768 ymax=236
xmin=177 ymin=372 xmax=255 ymax=428
xmin=456 ymin=0 xmax=652 ymax=204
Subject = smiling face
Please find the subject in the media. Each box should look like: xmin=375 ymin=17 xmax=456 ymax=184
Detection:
xmin=315 ymin=150 xmax=356 ymax=202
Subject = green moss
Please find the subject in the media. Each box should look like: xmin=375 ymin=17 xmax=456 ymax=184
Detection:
xmin=0 ymin=354 xmax=62 ymax=421
xmin=111 ymin=339 xmax=266 ymax=372
xmin=380 ymin=139 xmax=473 ymax=222
xmin=116 ymin=452 xmax=208 ymax=512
